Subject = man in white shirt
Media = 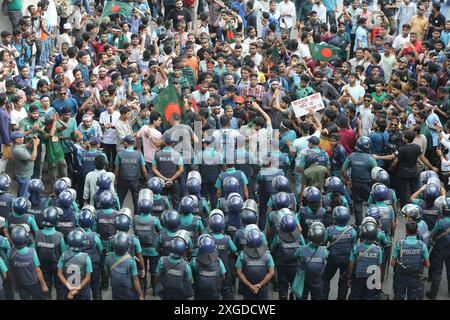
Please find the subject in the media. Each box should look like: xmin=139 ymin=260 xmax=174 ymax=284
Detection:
xmin=191 ymin=80 xmax=210 ymax=103
xmin=276 ymin=0 xmax=296 ymax=35
xmin=83 ymin=155 xmax=116 ymax=205
xmin=392 ymin=24 xmax=411 ymax=50
xmin=212 ymin=116 xmax=243 ymax=163
xmin=115 ymin=106 xmax=134 ymax=151
xmin=311 ymin=0 xmax=327 ymax=23
xmin=341 ymin=72 xmax=365 ymax=107
xmin=99 ymin=102 xmax=120 ymax=169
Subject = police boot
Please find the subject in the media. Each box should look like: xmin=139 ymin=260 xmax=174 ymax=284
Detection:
xmin=426 ymin=283 xmax=439 ymax=300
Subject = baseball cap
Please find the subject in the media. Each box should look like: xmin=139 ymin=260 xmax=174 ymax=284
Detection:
xmin=399 ymin=57 xmax=408 ymax=63
xmin=122 ymin=135 xmax=135 ymax=144
xmin=11 ymin=131 xmax=25 ymax=140
xmin=89 ymin=136 xmax=100 ymax=145
xmin=308 ymin=136 xmax=320 ymax=145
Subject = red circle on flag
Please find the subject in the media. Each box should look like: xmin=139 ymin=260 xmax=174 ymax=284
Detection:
xmin=112 ymin=4 xmax=120 ymax=12
xmin=164 ymin=103 xmax=181 ymax=122
xmin=321 ymin=48 xmax=333 ymax=58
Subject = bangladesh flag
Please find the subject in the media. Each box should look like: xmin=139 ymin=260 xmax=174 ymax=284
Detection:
xmin=153 ymin=85 xmax=186 ymax=128
xmin=102 ymin=1 xmax=134 ymax=16
xmin=309 ymin=43 xmax=341 ymax=61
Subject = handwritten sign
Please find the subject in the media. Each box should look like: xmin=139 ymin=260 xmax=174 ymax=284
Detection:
xmin=291 ymin=93 xmax=325 ymax=118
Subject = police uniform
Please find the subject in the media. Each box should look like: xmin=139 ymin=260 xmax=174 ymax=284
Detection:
xmin=322 ymin=225 xmax=357 ymax=300
xmin=0 ymin=236 xmax=11 ymax=299
xmin=428 ymin=216 xmax=450 ymax=298
xmin=256 ymin=168 xmax=285 ymax=231
xmin=321 ymin=194 xmax=350 ymax=228
xmin=0 ymin=257 xmax=7 ymax=300
xmin=156 ymin=230 xmax=194 ymax=258
xmin=392 ymin=236 xmax=429 ymax=300
xmin=80 ymin=228 xmax=103 ymax=300
xmin=34 ymin=227 xmax=66 ymax=299
xmin=8 ymin=246 xmax=47 ymax=300
xmin=105 ymin=252 xmax=140 ymax=300
xmin=151 ymin=194 xmax=171 ymax=222
xmin=265 ymin=210 xmax=300 ymax=244
xmin=215 ymin=167 xmax=248 ymax=200
xmin=267 ymin=192 xmax=297 ymax=213
xmin=236 ymin=249 xmax=275 ymax=300
xmin=348 ymin=242 xmax=383 ymax=300
xmin=372 ymin=203 xmax=396 ymax=277
xmin=191 ymin=256 xmax=226 ymax=300
xmin=180 ymin=213 xmax=205 ymax=253
xmin=133 ymin=213 xmax=162 ymax=295
xmin=80 ymin=150 xmax=107 ymax=204
xmin=297 ymin=206 xmax=326 ymax=240
xmin=0 ymin=192 xmax=14 ymax=222
xmin=217 ymin=198 xmax=242 ymax=242
xmin=412 ymin=198 xmax=441 ymax=231
xmin=7 ymin=213 xmax=39 ymax=244
xmin=153 ymin=147 xmax=183 ymax=209
xmin=57 ymin=249 xmax=93 ymax=300
xmin=115 ymin=147 xmax=146 ymax=215
xmin=296 ymin=244 xmax=328 ymax=300
xmin=191 ymin=195 xmax=211 ymax=229
xmin=211 ymin=232 xmax=238 ymax=300
xmin=271 ymin=231 xmax=305 ymax=299
xmin=234 ymin=148 xmax=257 ymax=200
xmin=155 ymin=255 xmax=194 ymax=300
xmin=54 ymin=203 xmax=79 ymax=240
xmin=195 ymin=147 xmax=224 ymax=209
xmin=28 ymin=196 xmax=47 ymax=230
xmin=342 ymin=152 xmax=377 ymax=225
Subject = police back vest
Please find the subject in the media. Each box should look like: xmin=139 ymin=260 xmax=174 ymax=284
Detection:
xmin=395 ymin=240 xmax=424 ymax=275
xmin=160 ymin=257 xmax=193 ymax=297
xmin=0 ymin=192 xmax=14 ymax=220
xmin=225 ymin=211 xmax=241 ymax=239
xmin=106 ymin=253 xmax=134 ymax=291
xmin=348 ymin=153 xmax=372 ymax=183
xmin=62 ymin=251 xmax=88 ymax=284
xmin=377 ymin=205 xmax=394 ymax=238
xmin=419 ymin=200 xmax=440 ymax=231
xmin=193 ymin=259 xmax=222 ymax=295
xmin=8 ymin=213 xmax=32 ymax=232
xmin=434 ymin=218 xmax=450 ymax=252
xmin=56 ymin=209 xmax=76 ymax=239
xmin=96 ymin=209 xmax=118 ymax=241
xmin=298 ymin=246 xmax=327 ymax=276
xmin=81 ymin=151 xmax=104 ymax=176
xmin=82 ymin=232 xmax=101 ymax=264
xmin=219 ymin=170 xmax=245 ymax=199
xmin=259 ymin=169 xmax=284 ymax=199
xmin=152 ymin=196 xmax=169 ymax=220
xmin=181 ymin=215 xmax=200 ymax=247
xmin=242 ymin=251 xmax=269 ymax=285
xmin=117 ymin=150 xmax=142 ymax=181
xmin=29 ymin=198 xmax=46 ymax=230
xmin=322 ymin=193 xmax=344 ymax=214
xmin=213 ymin=234 xmax=232 ymax=268
xmin=9 ymin=247 xmax=39 ymax=286
xmin=155 ymin=149 xmax=181 ymax=179
xmin=327 ymin=226 xmax=353 ymax=263
xmin=199 ymin=151 xmax=221 ymax=183
xmin=134 ymin=216 xmax=157 ymax=247
xmin=300 ymin=207 xmax=325 ymax=237
xmin=128 ymin=236 xmax=138 ymax=258
xmin=316 ymin=149 xmax=329 ymax=167
xmin=160 ymin=231 xmax=174 ymax=257
xmin=354 ymin=244 xmax=381 ymax=278
xmin=273 ymin=235 xmax=300 ymax=267
xmin=35 ymin=230 xmax=63 ymax=263
xmin=331 ymin=144 xmax=346 ymax=174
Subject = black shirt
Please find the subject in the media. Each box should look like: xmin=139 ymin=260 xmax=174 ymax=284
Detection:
xmin=167 ymin=8 xmax=192 ymax=31
xmin=396 ymin=143 xmax=422 ymax=177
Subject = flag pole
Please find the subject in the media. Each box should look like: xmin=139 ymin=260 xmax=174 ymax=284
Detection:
xmin=102 ymin=0 xmax=107 ymax=16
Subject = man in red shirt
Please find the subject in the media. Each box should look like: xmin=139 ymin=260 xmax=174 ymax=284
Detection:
xmin=336 ymin=116 xmax=357 ymax=155
xmin=398 ymin=32 xmax=422 ymax=61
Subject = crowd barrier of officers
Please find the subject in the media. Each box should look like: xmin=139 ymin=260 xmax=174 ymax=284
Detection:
xmin=0 ymin=163 xmax=449 ymax=301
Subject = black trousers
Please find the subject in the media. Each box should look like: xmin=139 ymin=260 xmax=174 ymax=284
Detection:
xmin=117 ymin=179 xmax=140 ymax=215
xmin=396 ymin=173 xmax=419 ymax=207
xmin=351 ymin=181 xmax=371 ymax=226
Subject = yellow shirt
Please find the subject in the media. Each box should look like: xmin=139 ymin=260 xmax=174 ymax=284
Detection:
xmin=410 ymin=15 xmax=428 ymax=41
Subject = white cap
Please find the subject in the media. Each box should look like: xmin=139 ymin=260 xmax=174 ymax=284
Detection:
xmin=63 ymin=23 xmax=72 ymax=30
xmin=0 ymin=217 xmax=5 ymax=228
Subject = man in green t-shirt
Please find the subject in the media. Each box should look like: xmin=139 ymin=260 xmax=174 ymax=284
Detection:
xmin=7 ymin=0 xmax=22 ymax=31
xmin=43 ymin=112 xmax=68 ymax=189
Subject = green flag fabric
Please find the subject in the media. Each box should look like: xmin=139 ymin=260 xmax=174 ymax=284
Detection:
xmin=102 ymin=1 xmax=134 ymax=16
xmin=309 ymin=43 xmax=341 ymax=61
xmin=153 ymin=85 xmax=186 ymax=128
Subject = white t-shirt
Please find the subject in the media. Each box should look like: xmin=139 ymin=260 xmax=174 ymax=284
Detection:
xmin=292 ymin=130 xmax=320 ymax=166
xmin=392 ymin=34 xmax=411 ymax=50
xmin=99 ymin=110 xmax=120 ymax=145
xmin=311 ymin=3 xmax=327 ymax=22
xmin=11 ymin=108 xmax=28 ymax=127
xmin=276 ymin=1 xmax=297 ymax=29
xmin=342 ymin=84 xmax=365 ymax=106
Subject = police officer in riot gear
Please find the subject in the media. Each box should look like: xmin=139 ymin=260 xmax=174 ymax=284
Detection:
xmin=348 ymin=220 xmax=383 ymax=300
xmin=298 ymin=187 xmax=326 ymax=239
xmin=296 ymin=222 xmax=328 ymax=300
xmin=191 ymin=234 xmax=226 ymax=300
xmin=147 ymin=177 xmax=171 ymax=221
xmin=157 ymin=209 xmax=194 ymax=257
xmin=323 ymin=206 xmax=357 ymax=300
xmin=57 ymin=229 xmax=92 ymax=300
xmin=115 ymin=135 xmax=148 ymax=215
xmin=267 ymin=176 xmax=297 ymax=213
xmin=186 ymin=172 xmax=211 ymax=227
xmin=78 ymin=206 xmax=103 ymax=300
xmin=155 ymin=236 xmax=194 ymax=300
xmin=0 ymin=173 xmax=15 ymax=224
xmin=402 ymin=204 xmax=430 ymax=246
xmin=215 ymin=163 xmax=249 ymax=200
xmin=28 ymin=179 xmax=46 ymax=229
xmin=105 ymin=232 xmax=144 ymax=300
xmin=234 ymin=200 xmax=262 ymax=253
xmin=410 ymin=182 xmax=445 ymax=231
xmin=6 ymin=197 xmax=38 ymax=245
xmin=55 ymin=189 xmax=78 ymax=240
xmin=179 ymin=195 xmax=205 ymax=251
xmin=391 ymin=221 xmax=430 ymax=300
xmin=35 ymin=207 xmax=66 ymax=300
xmin=426 ymin=197 xmax=450 ymax=300
xmin=152 ymin=135 xmax=184 ymax=209
xmin=342 ymin=136 xmax=378 ymax=225
xmin=93 ymin=174 xmax=120 ymax=210
xmin=45 ymin=177 xmax=72 ymax=208
xmin=9 ymin=225 xmax=49 ymax=300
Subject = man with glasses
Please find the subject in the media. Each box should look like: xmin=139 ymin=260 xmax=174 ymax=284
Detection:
xmin=52 ymin=85 xmax=78 ymax=116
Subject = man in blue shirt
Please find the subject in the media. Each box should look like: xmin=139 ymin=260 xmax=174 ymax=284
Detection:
xmin=52 ymin=86 xmax=78 ymax=116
